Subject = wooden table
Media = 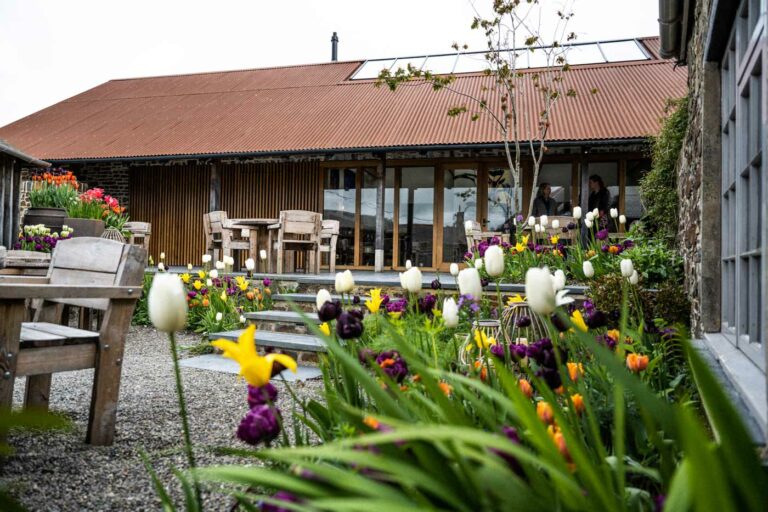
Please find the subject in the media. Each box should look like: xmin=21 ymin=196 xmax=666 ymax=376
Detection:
xmin=229 ymin=218 xmax=277 ymax=272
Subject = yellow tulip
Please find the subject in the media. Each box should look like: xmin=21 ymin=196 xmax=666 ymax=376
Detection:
xmin=521 ymin=235 xmax=529 ymax=245
xmin=220 ymin=291 xmax=227 ymax=301
xmin=197 ymin=270 xmax=206 ymax=279
xmin=515 ymin=242 xmax=526 ymax=253
xmin=192 ymin=280 xmax=203 ymax=291
xmin=365 ymin=288 xmax=384 ymax=314
xmin=180 ymin=273 xmax=191 ymax=284
xmin=473 ymin=330 xmax=496 ymax=350
xmin=570 ymin=310 xmax=588 ymax=332
xmin=211 ymin=325 xmax=297 ymax=387
xmin=550 ymin=235 xmax=560 ymax=244
xmin=507 ymin=293 xmax=525 ymax=306
xmin=319 ymin=322 xmax=331 ymax=336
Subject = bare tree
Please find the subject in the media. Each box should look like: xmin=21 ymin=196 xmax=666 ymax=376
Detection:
xmin=377 ymin=0 xmax=584 ymax=219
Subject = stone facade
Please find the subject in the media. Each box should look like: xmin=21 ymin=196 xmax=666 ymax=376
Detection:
xmin=676 ymin=0 xmax=721 ymax=335
xmin=75 ymin=162 xmax=131 ymax=212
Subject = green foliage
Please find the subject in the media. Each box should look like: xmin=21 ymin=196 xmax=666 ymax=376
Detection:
xmin=131 ymin=272 xmax=154 ymax=326
xmin=640 ymin=97 xmax=689 ymax=241
xmin=622 ymin=237 xmax=684 ymax=287
xmin=28 ymin=182 xmax=79 ymax=209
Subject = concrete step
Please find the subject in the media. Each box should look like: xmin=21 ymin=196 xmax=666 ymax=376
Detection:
xmin=272 ymin=292 xmax=339 ymax=303
xmin=180 ymin=354 xmax=322 ymax=381
xmin=209 ymin=329 xmax=326 ymax=353
xmin=245 ymin=310 xmax=320 ymax=325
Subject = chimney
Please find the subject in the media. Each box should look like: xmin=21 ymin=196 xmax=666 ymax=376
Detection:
xmin=331 ymin=32 xmax=339 ymax=62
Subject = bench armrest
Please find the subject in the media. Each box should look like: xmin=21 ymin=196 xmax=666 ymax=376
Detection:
xmin=0 ymin=284 xmax=142 ymax=300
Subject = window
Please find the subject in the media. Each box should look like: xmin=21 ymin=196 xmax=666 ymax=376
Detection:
xmin=720 ymin=0 xmax=765 ymax=370
xmin=536 ymin=163 xmax=575 ymax=215
xmin=625 ymin=159 xmax=651 ymax=228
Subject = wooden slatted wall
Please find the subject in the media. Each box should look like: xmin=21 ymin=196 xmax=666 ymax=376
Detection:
xmin=129 ymin=165 xmax=210 ymax=265
xmin=221 ymin=162 xmax=323 ymax=218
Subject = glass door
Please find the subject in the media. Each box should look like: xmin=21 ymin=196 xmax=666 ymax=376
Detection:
xmin=442 ymin=166 xmax=479 ymax=265
xmin=398 ymin=167 xmax=435 ymax=268
xmin=323 ymin=168 xmax=357 ymax=266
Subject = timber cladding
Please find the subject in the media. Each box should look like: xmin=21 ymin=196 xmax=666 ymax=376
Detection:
xmin=220 ymin=161 xmax=323 ymax=220
xmin=130 ymin=164 xmax=210 ymax=266
xmin=129 ymin=161 xmax=323 ymax=266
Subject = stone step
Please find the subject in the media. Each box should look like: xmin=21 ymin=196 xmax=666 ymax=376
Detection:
xmin=272 ymin=292 xmax=339 ymax=303
xmin=245 ymin=310 xmax=320 ymax=325
xmin=209 ymin=329 xmax=326 ymax=353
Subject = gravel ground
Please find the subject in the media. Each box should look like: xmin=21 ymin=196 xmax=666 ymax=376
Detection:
xmin=0 ymin=326 xmax=324 ymax=511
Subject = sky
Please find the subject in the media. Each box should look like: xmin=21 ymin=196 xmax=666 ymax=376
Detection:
xmin=0 ymin=0 xmax=660 ymax=127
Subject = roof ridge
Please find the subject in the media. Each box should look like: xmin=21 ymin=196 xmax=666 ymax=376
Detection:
xmin=109 ymin=59 xmax=363 ymax=82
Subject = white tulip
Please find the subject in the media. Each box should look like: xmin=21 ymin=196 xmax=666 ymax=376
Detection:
xmin=245 ymin=258 xmax=255 ymax=271
xmin=405 ymin=259 xmax=412 ymax=270
xmin=551 ymin=219 xmax=560 ymax=230
xmin=442 ymin=298 xmax=459 ymax=328
xmin=525 ymin=267 xmax=556 ymax=316
xmin=572 ymin=206 xmax=582 ymax=220
xmin=458 ymin=268 xmax=483 ymax=299
xmin=148 ymin=273 xmax=188 ymax=333
xmin=316 ymin=288 xmax=332 ymax=311
xmin=400 ymin=266 xmax=422 ymax=293
xmin=450 ymin=263 xmax=460 ymax=276
xmin=527 ymin=216 xmax=536 ymax=227
xmin=619 ymin=215 xmax=627 ymax=225
xmin=215 ymin=260 xmax=225 ymax=270
xmin=582 ymin=260 xmax=595 ymax=278
xmin=629 ymin=270 xmax=639 ymax=285
xmin=224 ymin=256 xmax=235 ymax=266
xmin=474 ymin=258 xmax=484 ymax=269
xmin=525 ymin=267 xmax=573 ymax=316
xmin=206 ymin=279 xmax=213 ymax=287
xmin=592 ymin=208 xmax=599 ymax=218
xmin=534 ymin=224 xmax=542 ymax=233
xmin=335 ymin=270 xmax=355 ymax=293
xmin=157 ymin=262 xmax=165 ymax=272
xmin=209 ymin=269 xmax=219 ymax=279
xmin=259 ymin=249 xmax=268 ymax=260
xmin=552 ymin=269 xmax=566 ymax=291
xmin=620 ymin=258 xmax=634 ymax=278
xmin=464 ymin=220 xmax=475 ymax=233
xmin=540 ymin=215 xmax=548 ymax=228
xmin=585 ymin=211 xmax=594 ymax=222
xmin=215 ymin=312 xmax=223 ymax=322
xmin=187 ymin=263 xmax=193 ymax=271
xmin=160 ymin=252 xmax=166 ymax=260
xmin=240 ymin=315 xmax=246 ymax=324
xmin=610 ymin=208 xmax=618 ymax=219
xmin=484 ymin=245 xmax=505 ymax=277
xmin=585 ymin=219 xmax=593 ymax=229
xmin=202 ymin=254 xmax=212 ymax=263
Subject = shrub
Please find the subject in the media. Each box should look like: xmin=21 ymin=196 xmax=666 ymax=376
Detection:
xmin=640 ymin=96 xmax=689 ymax=241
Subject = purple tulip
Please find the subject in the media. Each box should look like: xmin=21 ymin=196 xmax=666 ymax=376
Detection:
xmin=492 ymin=426 xmax=523 ymax=474
xmin=596 ymin=229 xmax=609 ymax=240
xmin=418 ymin=293 xmax=437 ymax=314
xmin=262 ymin=278 xmax=271 ymax=287
xmin=318 ymin=299 xmax=342 ymax=322
xmin=585 ymin=310 xmax=608 ymax=329
xmin=431 ymin=279 xmax=441 ymax=290
xmin=236 ymin=405 xmax=281 ymax=445
xmin=375 ymin=350 xmax=409 ymax=383
xmin=247 ymin=383 xmax=278 ymax=408
xmin=515 ymin=315 xmax=531 ymax=328
xmin=336 ymin=311 xmax=364 ymax=339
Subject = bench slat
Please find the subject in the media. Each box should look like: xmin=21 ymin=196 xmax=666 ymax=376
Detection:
xmin=23 ymin=322 xmax=99 ymax=341
xmin=20 ymin=326 xmax=65 ymax=343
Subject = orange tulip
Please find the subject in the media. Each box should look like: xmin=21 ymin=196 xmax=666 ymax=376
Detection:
xmin=626 ymin=353 xmax=649 ymax=373
xmin=246 ymin=291 xmax=255 ymax=301
xmin=548 ymin=424 xmax=571 ymax=460
xmin=567 ymin=362 xmax=584 ymax=382
xmin=474 ymin=360 xmax=488 ymax=382
xmin=537 ymin=401 xmax=554 ymax=424
xmin=363 ymin=416 xmax=380 ymax=430
xmin=438 ymin=381 xmax=453 ymax=397
xmin=570 ymin=393 xmax=585 ymax=415
xmin=518 ymin=378 xmax=533 ymax=399
xmin=202 ymin=298 xmax=210 ymax=307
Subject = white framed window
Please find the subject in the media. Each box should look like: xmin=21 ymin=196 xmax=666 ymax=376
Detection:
xmin=720 ymin=0 xmax=766 ymax=370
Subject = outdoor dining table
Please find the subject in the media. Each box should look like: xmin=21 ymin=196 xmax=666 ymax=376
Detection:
xmin=228 ymin=218 xmax=278 ymax=272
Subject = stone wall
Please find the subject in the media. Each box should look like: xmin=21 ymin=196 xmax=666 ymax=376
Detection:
xmin=676 ymin=0 xmax=721 ymax=335
xmin=75 ymin=162 xmax=131 ymax=212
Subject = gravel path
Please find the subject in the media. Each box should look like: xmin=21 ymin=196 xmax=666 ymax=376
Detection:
xmin=0 ymin=326 xmax=323 ymax=511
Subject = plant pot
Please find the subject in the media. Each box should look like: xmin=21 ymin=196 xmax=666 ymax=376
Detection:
xmin=64 ymin=218 xmax=106 ymax=238
xmin=23 ymin=207 xmax=67 ymax=232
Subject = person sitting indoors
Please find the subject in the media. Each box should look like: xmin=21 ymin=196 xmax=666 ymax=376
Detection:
xmin=532 ymin=182 xmax=558 ymax=217
xmin=587 ymin=174 xmax=611 ymax=228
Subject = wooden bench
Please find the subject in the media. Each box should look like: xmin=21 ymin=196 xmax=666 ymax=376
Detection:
xmin=0 ymin=237 xmax=145 ymax=445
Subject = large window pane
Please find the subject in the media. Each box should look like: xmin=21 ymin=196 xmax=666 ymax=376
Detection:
xmin=323 ymin=168 xmax=357 ymax=266
xmin=360 ymin=168 xmax=395 ymax=267
xmin=443 ymin=168 xmax=478 ymax=263
xmin=588 ymin=162 xmax=620 ymax=211
xmin=487 ymin=166 xmax=522 ymax=232
xmin=399 ymin=167 xmax=434 ymax=267
xmin=536 ymin=163 xmax=574 ymax=215
xmin=626 ymin=159 xmax=651 ymax=228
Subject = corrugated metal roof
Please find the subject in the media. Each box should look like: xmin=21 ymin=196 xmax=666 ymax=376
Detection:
xmin=0 ymin=38 xmax=686 ymax=160
xmin=0 ymin=138 xmax=49 ymax=167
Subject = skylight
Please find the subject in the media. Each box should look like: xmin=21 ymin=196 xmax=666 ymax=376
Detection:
xmin=349 ymin=38 xmax=651 ymax=80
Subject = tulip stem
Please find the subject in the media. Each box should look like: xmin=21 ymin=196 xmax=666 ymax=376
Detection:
xmin=169 ymin=332 xmax=202 ymax=507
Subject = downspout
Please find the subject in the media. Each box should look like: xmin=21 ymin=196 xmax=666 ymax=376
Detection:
xmin=658 ymin=0 xmax=683 ymax=60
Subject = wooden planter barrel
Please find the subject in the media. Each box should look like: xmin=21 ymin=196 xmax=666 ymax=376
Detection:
xmin=64 ymin=218 xmax=106 ymax=238
xmin=23 ymin=207 xmax=67 ymax=231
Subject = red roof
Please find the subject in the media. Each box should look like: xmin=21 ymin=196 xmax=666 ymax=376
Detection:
xmin=0 ymin=37 xmax=686 ymax=160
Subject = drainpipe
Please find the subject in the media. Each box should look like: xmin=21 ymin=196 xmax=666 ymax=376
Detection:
xmin=331 ymin=32 xmax=339 ymax=62
xmin=658 ymin=0 xmax=683 ymax=59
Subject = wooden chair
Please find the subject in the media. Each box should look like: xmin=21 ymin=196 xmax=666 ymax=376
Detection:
xmin=124 ymin=221 xmax=151 ymax=258
xmin=464 ymin=220 xmax=510 ymax=253
xmin=268 ymin=210 xmax=322 ymax=274
xmin=319 ymin=219 xmax=340 ymax=273
xmin=203 ymin=211 xmax=249 ymax=262
xmin=0 ymin=237 xmax=145 ymax=445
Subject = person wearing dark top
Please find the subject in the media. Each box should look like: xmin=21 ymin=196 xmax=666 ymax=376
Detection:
xmin=587 ymin=174 xmax=610 ymax=222
xmin=532 ymin=183 xmax=558 ymax=216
